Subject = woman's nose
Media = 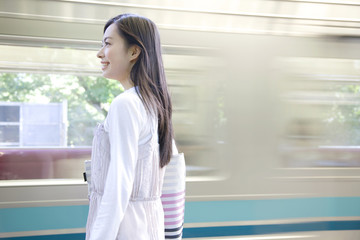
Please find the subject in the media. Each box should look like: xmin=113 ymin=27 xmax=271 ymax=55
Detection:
xmin=97 ymin=48 xmax=104 ymax=58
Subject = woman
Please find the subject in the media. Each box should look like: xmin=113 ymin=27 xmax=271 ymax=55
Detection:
xmin=86 ymin=14 xmax=178 ymax=239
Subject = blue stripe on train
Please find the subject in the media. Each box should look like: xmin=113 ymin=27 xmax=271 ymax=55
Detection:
xmin=183 ymin=220 xmax=360 ymax=238
xmin=1 ymin=220 xmax=360 ymax=239
xmin=1 ymin=197 xmax=360 ymax=238
xmin=0 ymin=234 xmax=84 ymax=240
xmin=185 ymin=197 xmax=360 ymax=222
xmin=0 ymin=205 xmax=88 ymax=232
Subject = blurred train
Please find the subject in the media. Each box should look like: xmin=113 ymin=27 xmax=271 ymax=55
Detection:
xmin=1 ymin=0 xmax=360 ymax=239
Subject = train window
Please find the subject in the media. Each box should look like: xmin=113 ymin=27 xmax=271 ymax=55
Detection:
xmin=278 ymin=57 xmax=360 ymax=168
xmin=0 ymin=72 xmax=123 ymax=180
xmin=0 ymin=105 xmax=20 ymax=146
xmin=0 ymin=44 xmax=222 ymax=181
xmin=0 ymin=44 xmax=122 ymax=180
xmin=0 ymin=126 xmax=20 ymax=145
xmin=0 ymin=102 xmax=67 ymax=147
xmin=0 ymin=105 xmax=20 ymax=122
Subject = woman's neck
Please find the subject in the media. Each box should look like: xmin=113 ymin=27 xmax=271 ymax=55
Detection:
xmin=119 ymin=77 xmax=134 ymax=90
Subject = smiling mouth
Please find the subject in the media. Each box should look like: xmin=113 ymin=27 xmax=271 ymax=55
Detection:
xmin=101 ymin=62 xmax=109 ymax=70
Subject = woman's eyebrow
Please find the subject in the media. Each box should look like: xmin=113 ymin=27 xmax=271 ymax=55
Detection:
xmin=103 ymin=37 xmax=113 ymax=42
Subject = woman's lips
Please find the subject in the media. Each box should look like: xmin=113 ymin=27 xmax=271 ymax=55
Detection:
xmin=101 ymin=61 xmax=109 ymax=71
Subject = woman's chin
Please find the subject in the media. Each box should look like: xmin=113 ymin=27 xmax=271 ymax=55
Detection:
xmin=102 ymin=71 xmax=112 ymax=79
xmin=103 ymin=74 xmax=120 ymax=82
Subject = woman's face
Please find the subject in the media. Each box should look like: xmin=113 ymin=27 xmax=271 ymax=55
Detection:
xmin=97 ymin=23 xmax=132 ymax=82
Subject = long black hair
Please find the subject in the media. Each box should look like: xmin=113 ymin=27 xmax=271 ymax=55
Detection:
xmin=104 ymin=14 xmax=173 ymax=168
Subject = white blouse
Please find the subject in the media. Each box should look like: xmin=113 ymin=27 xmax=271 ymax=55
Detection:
xmin=86 ymin=87 xmax=171 ymax=239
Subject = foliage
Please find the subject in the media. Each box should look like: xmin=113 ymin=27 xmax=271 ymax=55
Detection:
xmin=0 ymin=73 xmax=51 ymax=102
xmin=324 ymin=84 xmax=360 ymax=145
xmin=0 ymin=73 xmax=123 ymax=146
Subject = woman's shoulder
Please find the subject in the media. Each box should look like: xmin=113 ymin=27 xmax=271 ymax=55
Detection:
xmin=104 ymin=87 xmax=146 ymax=130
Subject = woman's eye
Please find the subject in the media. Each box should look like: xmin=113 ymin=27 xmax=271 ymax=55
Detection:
xmin=101 ymin=42 xmax=110 ymax=48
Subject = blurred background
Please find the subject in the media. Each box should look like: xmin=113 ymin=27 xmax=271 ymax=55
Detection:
xmin=0 ymin=0 xmax=360 ymax=239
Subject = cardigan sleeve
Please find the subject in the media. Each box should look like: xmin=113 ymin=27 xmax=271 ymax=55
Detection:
xmin=89 ymin=94 xmax=143 ymax=239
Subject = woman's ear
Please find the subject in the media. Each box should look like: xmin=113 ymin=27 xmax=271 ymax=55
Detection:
xmin=129 ymin=45 xmax=141 ymax=62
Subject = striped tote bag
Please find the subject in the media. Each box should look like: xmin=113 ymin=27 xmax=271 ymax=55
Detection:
xmin=161 ymin=153 xmax=186 ymax=239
